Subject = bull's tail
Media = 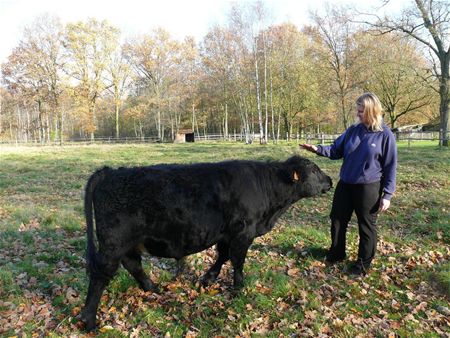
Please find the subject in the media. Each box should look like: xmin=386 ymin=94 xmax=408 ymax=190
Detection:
xmin=84 ymin=167 xmax=109 ymax=275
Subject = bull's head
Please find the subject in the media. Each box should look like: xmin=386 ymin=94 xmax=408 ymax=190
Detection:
xmin=284 ymin=156 xmax=332 ymax=198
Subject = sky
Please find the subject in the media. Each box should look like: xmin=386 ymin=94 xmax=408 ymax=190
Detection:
xmin=0 ymin=0 xmax=408 ymax=65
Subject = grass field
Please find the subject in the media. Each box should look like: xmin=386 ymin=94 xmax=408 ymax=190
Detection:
xmin=0 ymin=141 xmax=449 ymax=337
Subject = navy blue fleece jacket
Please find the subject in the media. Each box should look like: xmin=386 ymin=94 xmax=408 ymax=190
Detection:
xmin=316 ymin=123 xmax=397 ymax=200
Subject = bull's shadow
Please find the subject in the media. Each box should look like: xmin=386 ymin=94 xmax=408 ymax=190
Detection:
xmin=250 ymin=242 xmax=328 ymax=261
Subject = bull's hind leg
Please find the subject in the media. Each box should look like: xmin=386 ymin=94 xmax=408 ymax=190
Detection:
xmin=122 ymin=249 xmax=158 ymax=292
xmin=174 ymin=256 xmax=187 ymax=278
xmin=201 ymin=241 xmax=229 ymax=286
xmin=81 ymin=258 xmax=119 ymax=331
xmin=229 ymin=237 xmax=253 ymax=289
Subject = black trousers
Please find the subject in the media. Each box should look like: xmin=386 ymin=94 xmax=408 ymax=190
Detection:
xmin=328 ymin=180 xmax=382 ymax=267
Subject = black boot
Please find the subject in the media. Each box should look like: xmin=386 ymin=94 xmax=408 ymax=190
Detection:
xmin=325 ymin=252 xmax=346 ymax=264
xmin=348 ymin=260 xmax=370 ymax=276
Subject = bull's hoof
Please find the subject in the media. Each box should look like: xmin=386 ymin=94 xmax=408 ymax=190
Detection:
xmin=233 ymin=275 xmax=244 ymax=289
xmin=200 ymin=272 xmax=218 ymax=287
xmin=79 ymin=311 xmax=96 ymax=332
xmin=229 ymin=283 xmax=244 ymax=297
xmin=200 ymin=277 xmax=211 ymax=287
xmin=141 ymin=280 xmax=160 ymax=293
xmin=174 ymin=260 xmax=188 ymax=279
xmin=232 ymin=282 xmax=244 ymax=291
xmin=84 ymin=321 xmax=96 ymax=332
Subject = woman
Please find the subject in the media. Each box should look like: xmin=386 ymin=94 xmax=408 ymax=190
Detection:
xmin=300 ymin=92 xmax=397 ymax=276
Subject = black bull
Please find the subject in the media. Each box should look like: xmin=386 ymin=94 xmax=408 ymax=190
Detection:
xmin=81 ymin=156 xmax=332 ymax=330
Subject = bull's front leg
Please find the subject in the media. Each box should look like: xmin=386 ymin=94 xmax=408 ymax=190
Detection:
xmin=201 ymin=241 xmax=229 ymax=286
xmin=229 ymin=236 xmax=253 ymax=289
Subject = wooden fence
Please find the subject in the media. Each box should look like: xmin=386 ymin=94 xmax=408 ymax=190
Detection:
xmin=0 ymin=131 xmax=446 ymax=146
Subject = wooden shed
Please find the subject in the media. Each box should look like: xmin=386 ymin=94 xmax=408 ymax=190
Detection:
xmin=174 ymin=129 xmax=195 ymax=143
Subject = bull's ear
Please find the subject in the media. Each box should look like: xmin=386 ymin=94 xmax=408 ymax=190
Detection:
xmin=292 ymin=170 xmax=301 ymax=182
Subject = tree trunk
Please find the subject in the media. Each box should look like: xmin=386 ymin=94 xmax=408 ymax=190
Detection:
xmin=46 ymin=114 xmax=51 ymax=143
xmin=235 ymin=94 xmax=251 ymax=143
xmin=284 ymin=114 xmax=290 ymax=140
xmin=340 ymin=89 xmax=348 ymax=129
xmin=37 ymin=100 xmax=45 ymax=144
xmin=9 ymin=121 xmax=13 ymax=140
xmin=157 ymin=110 xmax=161 ymax=139
xmin=89 ymin=101 xmax=96 ymax=141
xmin=139 ymin=120 xmax=144 ymax=139
xmin=224 ymin=103 xmax=228 ymax=140
xmin=25 ymin=107 xmax=30 ymax=143
xmin=59 ymin=108 xmax=64 ymax=146
xmin=170 ymin=112 xmax=174 ymax=141
xmin=263 ymin=32 xmax=269 ymax=143
xmin=269 ymin=72 xmax=274 ymax=143
xmin=133 ymin=120 xmax=138 ymax=138
xmin=439 ymin=60 xmax=449 ymax=146
xmin=254 ymin=37 xmax=265 ymax=145
xmin=386 ymin=109 xmax=396 ymax=129
xmin=115 ymin=99 xmax=120 ymax=139
xmin=276 ymin=108 xmax=281 ymax=143
xmin=192 ymin=104 xmax=195 ymax=133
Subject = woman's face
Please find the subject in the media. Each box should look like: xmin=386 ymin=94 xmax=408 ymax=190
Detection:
xmin=356 ymin=104 xmax=366 ymax=124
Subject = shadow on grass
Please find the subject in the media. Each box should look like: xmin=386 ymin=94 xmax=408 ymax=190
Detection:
xmin=301 ymin=246 xmax=328 ymax=260
xmin=251 ymin=243 xmax=328 ymax=261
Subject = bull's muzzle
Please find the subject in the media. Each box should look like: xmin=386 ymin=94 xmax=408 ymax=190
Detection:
xmin=322 ymin=176 xmax=332 ymax=193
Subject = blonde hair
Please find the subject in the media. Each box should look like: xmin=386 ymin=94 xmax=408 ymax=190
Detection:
xmin=356 ymin=92 xmax=383 ymax=131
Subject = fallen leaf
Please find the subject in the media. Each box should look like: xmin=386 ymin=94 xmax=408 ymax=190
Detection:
xmin=436 ymin=305 xmax=450 ymax=316
xmin=406 ymin=291 xmax=415 ymax=300
xmin=65 ymin=287 xmax=79 ymax=304
xmin=208 ymin=289 xmax=219 ymax=296
xmin=71 ymin=307 xmax=81 ymax=316
xmin=99 ymin=325 xmax=114 ymax=332
xmin=287 ymin=268 xmax=300 ymax=276
xmin=391 ymin=299 xmax=401 ymax=310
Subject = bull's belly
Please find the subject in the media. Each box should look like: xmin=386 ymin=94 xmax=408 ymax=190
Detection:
xmin=141 ymin=233 xmax=223 ymax=259
xmin=138 ymin=219 xmax=226 ymax=259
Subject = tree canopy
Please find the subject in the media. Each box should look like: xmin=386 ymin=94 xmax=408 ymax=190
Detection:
xmin=0 ymin=2 xmax=446 ymax=144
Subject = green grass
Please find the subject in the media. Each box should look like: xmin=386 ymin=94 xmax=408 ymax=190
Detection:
xmin=0 ymin=141 xmax=449 ymax=337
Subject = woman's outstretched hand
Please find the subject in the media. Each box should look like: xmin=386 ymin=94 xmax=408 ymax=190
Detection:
xmin=299 ymin=144 xmax=318 ymax=153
